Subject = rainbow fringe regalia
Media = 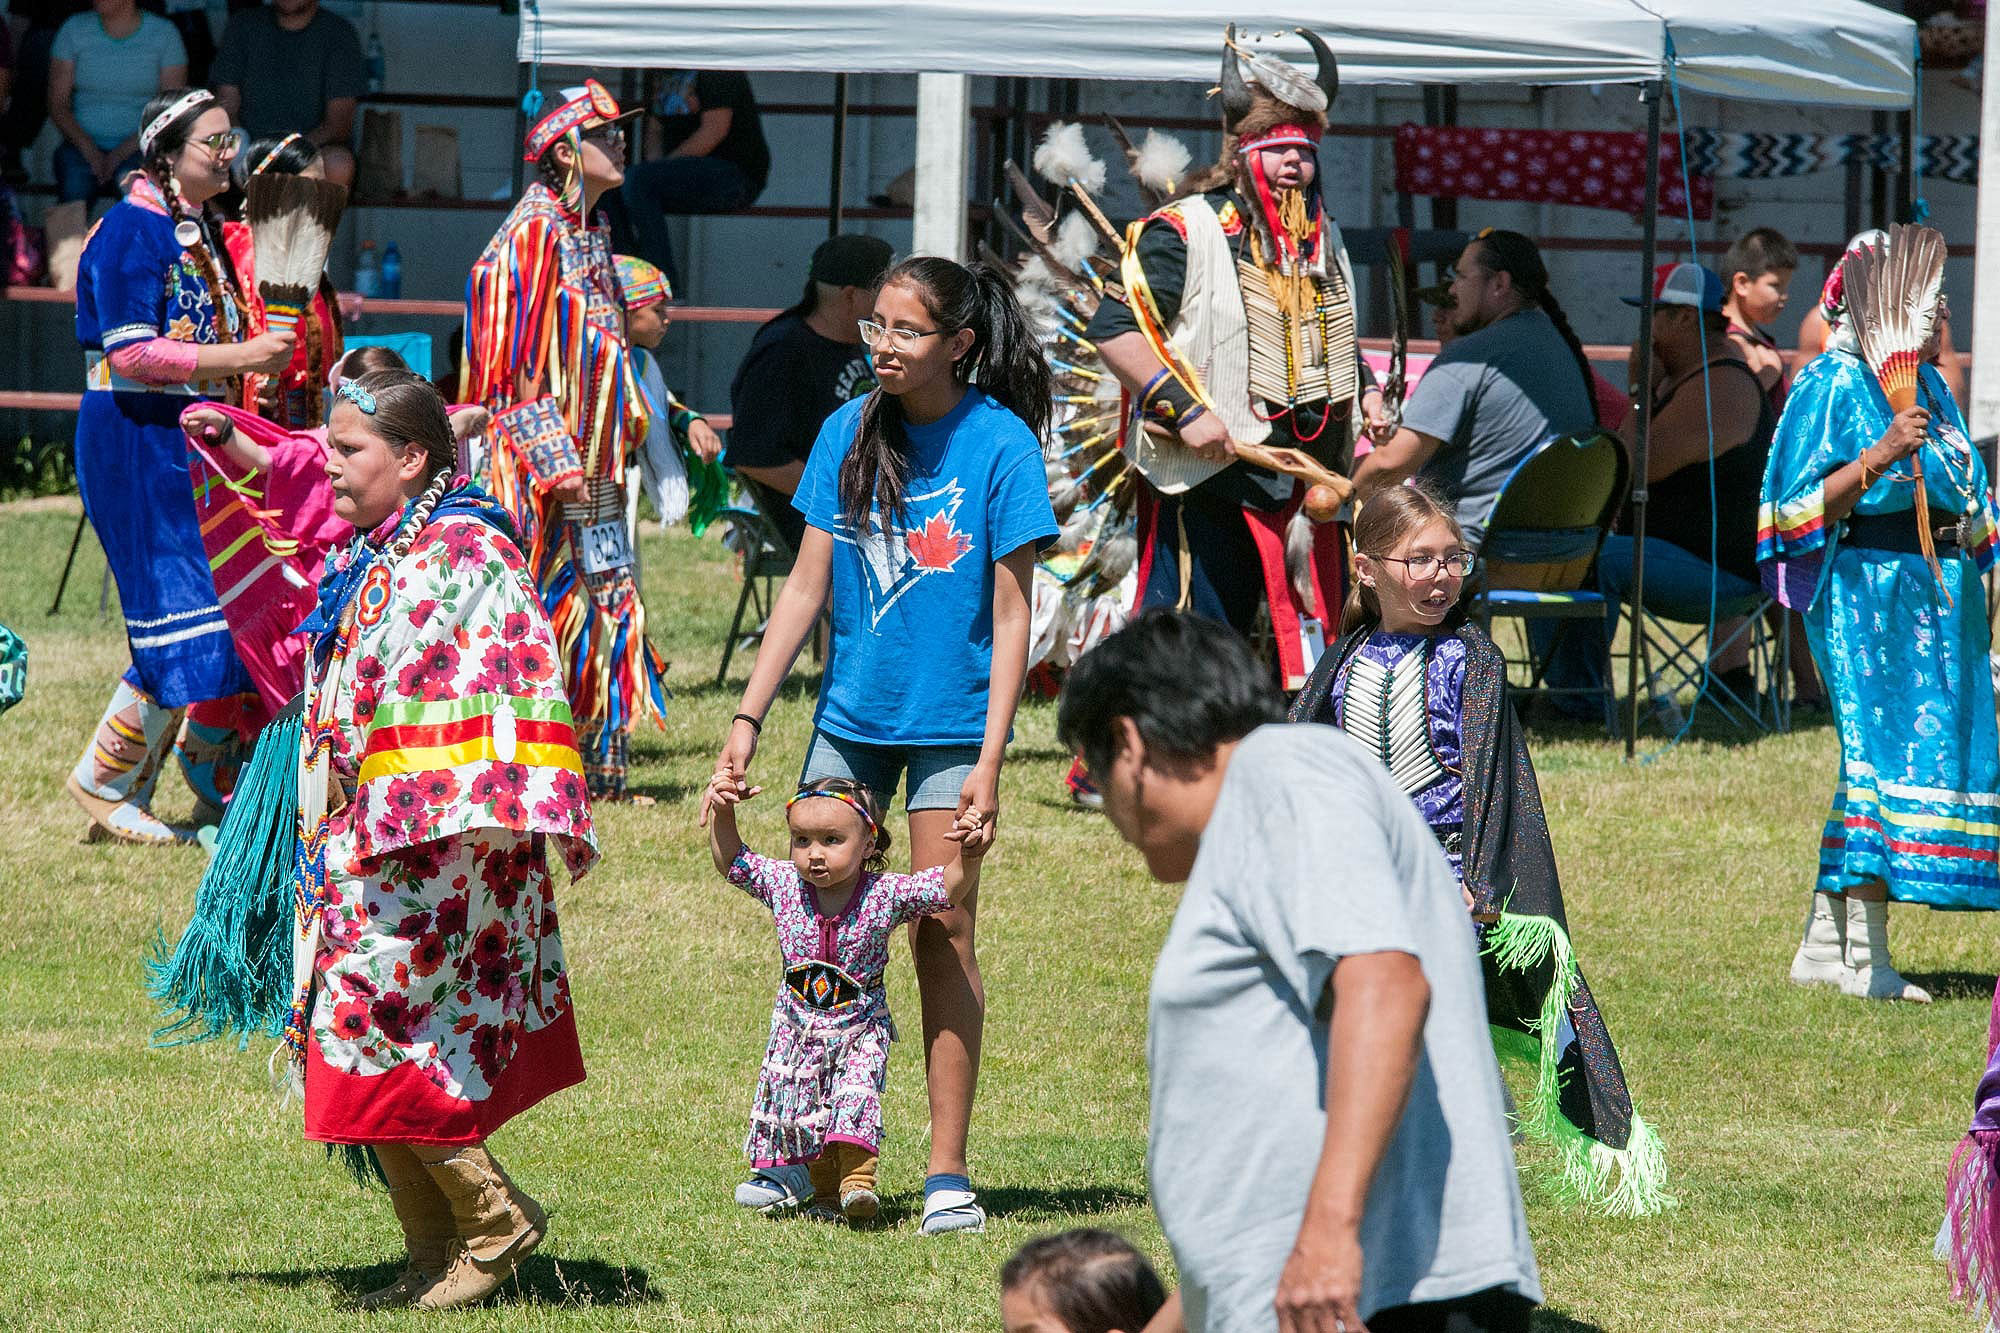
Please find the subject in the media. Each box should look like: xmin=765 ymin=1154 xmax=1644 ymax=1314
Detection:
xmin=1758 ymin=354 xmax=2000 ymax=910
xmin=464 ymin=182 xmax=663 ymax=797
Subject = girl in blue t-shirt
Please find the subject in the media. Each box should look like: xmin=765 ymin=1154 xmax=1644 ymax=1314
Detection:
xmin=709 ymin=255 xmax=1057 ymax=1234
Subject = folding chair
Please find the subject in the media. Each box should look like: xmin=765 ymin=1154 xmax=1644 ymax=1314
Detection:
xmin=714 ymin=479 xmax=799 ymax=685
xmin=1631 ymin=584 xmax=1791 ymax=733
xmin=1466 ymin=431 xmax=1629 ymax=733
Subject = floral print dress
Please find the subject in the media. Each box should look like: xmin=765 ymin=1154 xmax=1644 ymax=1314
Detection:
xmin=728 ymin=848 xmax=952 ymax=1166
xmin=301 ymin=504 xmax=598 ymax=1146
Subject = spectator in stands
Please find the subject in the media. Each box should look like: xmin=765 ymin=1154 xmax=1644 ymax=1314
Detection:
xmin=210 ymin=0 xmax=362 ymax=190
xmin=609 ymin=69 xmax=769 ymax=292
xmin=725 ymin=232 xmax=892 ymax=551
xmin=48 ymin=0 xmax=186 ymax=208
xmin=1351 ymin=229 xmax=1597 ymax=550
xmin=1720 ymin=226 xmax=1797 ymax=415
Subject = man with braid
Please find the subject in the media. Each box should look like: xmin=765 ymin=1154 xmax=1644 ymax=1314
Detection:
xmin=463 ymin=80 xmax=663 ymax=802
xmin=1354 ymin=229 xmax=1598 ymax=550
xmin=1083 ymin=25 xmax=1370 ymax=692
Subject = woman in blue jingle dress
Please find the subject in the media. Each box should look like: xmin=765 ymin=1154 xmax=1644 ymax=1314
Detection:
xmin=1759 ymin=231 xmax=1999 ymax=1004
xmin=65 ymin=86 xmax=294 ymax=845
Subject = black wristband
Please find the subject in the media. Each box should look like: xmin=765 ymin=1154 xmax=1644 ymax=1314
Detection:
xmin=732 ymin=712 xmax=763 ymax=734
xmin=1141 ymin=374 xmax=1202 ymax=427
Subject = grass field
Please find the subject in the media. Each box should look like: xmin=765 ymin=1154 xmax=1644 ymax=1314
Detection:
xmin=2 ymin=495 xmax=1997 ymax=1332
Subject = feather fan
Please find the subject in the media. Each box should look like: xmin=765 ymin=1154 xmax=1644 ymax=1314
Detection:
xmin=1843 ymin=222 xmax=1950 ymax=592
xmin=1052 ymin=213 xmax=1101 ymax=273
xmin=1032 ymin=121 xmax=1108 ymax=196
xmin=245 ymin=174 xmax=348 ymax=334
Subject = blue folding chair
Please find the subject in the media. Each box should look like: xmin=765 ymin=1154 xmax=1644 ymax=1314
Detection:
xmin=1466 ymin=431 xmax=1629 ymax=732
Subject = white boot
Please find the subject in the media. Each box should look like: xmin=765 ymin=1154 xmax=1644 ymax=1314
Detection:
xmin=1841 ymin=895 xmax=1931 ymax=1002
xmin=1788 ymin=890 xmax=1848 ymax=988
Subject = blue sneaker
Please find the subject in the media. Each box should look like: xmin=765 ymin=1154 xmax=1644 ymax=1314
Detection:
xmin=734 ymin=1164 xmax=813 ymax=1215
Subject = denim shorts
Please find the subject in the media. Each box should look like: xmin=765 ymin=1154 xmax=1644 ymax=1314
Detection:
xmin=798 ymin=731 xmax=981 ymax=813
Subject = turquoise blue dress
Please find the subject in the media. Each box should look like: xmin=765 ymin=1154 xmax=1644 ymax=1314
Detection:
xmin=1758 ymin=351 xmax=2000 ymax=909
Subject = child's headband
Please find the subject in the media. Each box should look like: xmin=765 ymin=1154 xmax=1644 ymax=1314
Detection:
xmin=786 ymin=786 xmax=878 ymax=839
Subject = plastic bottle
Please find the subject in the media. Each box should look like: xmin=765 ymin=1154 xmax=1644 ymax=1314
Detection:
xmin=380 ymin=241 xmax=402 ymax=300
xmin=365 ymin=32 xmax=386 ymax=94
xmin=354 ymin=240 xmax=382 ymax=298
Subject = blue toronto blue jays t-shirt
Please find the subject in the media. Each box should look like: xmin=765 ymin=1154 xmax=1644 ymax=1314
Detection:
xmin=798 ymin=386 xmax=1059 ymax=747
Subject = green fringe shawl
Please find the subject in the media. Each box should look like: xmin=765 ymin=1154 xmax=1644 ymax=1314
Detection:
xmin=1483 ymin=911 xmax=1673 ymax=1218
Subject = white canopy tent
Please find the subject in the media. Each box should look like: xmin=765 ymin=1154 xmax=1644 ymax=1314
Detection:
xmin=520 ymin=0 xmax=1919 ymax=750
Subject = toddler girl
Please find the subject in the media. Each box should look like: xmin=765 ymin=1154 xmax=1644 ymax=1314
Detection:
xmin=703 ymin=771 xmax=984 ymax=1222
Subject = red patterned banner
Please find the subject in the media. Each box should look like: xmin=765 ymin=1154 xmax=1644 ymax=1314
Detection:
xmin=1394 ymin=124 xmax=1712 ymax=221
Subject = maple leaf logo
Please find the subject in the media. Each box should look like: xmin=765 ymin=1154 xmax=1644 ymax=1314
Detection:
xmin=905 ymin=512 xmax=973 ymax=573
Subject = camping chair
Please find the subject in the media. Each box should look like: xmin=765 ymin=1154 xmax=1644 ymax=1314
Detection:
xmin=1631 ymin=582 xmax=1791 ymax=733
xmin=1465 ymin=430 xmax=1629 ymax=733
xmin=714 ymin=477 xmax=798 ymax=685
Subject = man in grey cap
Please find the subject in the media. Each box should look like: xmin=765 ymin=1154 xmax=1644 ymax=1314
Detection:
xmin=726 ymin=233 xmax=894 ymax=550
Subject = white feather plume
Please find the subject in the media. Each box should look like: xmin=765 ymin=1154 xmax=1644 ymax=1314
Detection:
xmin=1033 ymin=121 xmax=1108 ymax=195
xmin=1051 ymin=213 xmax=1100 ymax=272
xmin=1133 ymin=130 xmax=1192 ymax=197
xmin=1245 ymin=48 xmax=1327 ymax=114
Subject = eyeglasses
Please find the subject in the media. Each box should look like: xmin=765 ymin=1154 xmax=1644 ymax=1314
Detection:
xmin=857 ymin=320 xmax=948 ymax=352
xmin=193 ymin=131 xmax=239 ymax=158
xmin=581 ymin=125 xmax=626 ymax=151
xmin=1376 ymin=550 xmax=1476 ymax=578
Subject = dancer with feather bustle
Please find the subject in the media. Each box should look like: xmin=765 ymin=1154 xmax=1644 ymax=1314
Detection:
xmin=1081 ymin=26 xmax=1375 ymax=690
xmin=1759 ymin=225 xmax=2000 ymax=1004
xmin=463 ymin=79 xmax=663 ymax=802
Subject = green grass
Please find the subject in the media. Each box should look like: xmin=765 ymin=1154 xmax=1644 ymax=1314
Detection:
xmin=0 ymin=495 xmax=1994 ymax=1331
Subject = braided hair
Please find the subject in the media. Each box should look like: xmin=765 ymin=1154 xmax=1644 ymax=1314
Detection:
xmin=137 ymin=88 xmax=250 ymax=343
xmin=1471 ymin=229 xmax=1599 ymax=428
xmin=347 ymin=368 xmax=460 ymax=560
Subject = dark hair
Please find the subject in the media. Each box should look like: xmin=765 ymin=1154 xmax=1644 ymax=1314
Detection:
xmin=789 ymin=775 xmax=892 ymax=869
xmin=838 ymin=256 xmax=1052 ymax=526
xmin=138 ymin=88 xmax=248 ymax=319
xmin=1343 ymin=483 xmax=1466 ymax=634
xmin=139 ymin=87 xmax=218 ymax=183
xmin=236 ymin=133 xmax=321 ymax=187
xmin=1000 ymin=1230 xmax=1167 ymax=1333
xmin=343 ymin=368 xmax=456 ymax=482
xmin=335 ymin=345 xmax=410 ymax=380
xmin=1057 ymin=609 xmax=1283 ymax=782
xmin=1471 ymin=230 xmax=1598 ymax=429
xmin=1720 ymin=226 xmax=1799 ymax=287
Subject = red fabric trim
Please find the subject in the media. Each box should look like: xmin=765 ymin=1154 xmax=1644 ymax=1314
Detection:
xmin=303 ymin=1007 xmax=585 ymax=1146
xmin=1132 ymin=482 xmax=1161 ymax=615
xmin=1146 ymin=205 xmax=1190 ymax=241
xmin=366 ymin=714 xmax=576 ymax=755
xmin=1240 ymin=500 xmax=1307 ymax=686
xmin=1308 ymin=516 xmax=1349 ymax=625
xmin=822 ymin=1132 xmax=880 ymax=1155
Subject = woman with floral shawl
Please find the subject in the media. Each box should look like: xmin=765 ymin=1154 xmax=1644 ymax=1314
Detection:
xmin=1758 ymin=231 xmax=1999 ymax=1005
xmin=290 ymin=368 xmax=595 ymax=1310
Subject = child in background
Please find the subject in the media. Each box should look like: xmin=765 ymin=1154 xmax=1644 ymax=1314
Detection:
xmin=1719 ymin=226 xmax=1798 ymax=414
xmin=1000 ymin=1230 xmax=1167 ymax=1333
xmin=702 ymin=770 xmax=986 ymax=1224
xmin=614 ymin=254 xmax=727 ymax=543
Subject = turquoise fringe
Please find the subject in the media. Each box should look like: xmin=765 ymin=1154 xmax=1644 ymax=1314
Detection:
xmin=1483 ymin=910 xmax=1674 ymax=1218
xmin=145 ymin=707 xmax=301 ymax=1048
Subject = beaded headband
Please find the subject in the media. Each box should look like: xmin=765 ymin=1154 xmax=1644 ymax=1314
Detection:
xmin=786 ymin=786 xmax=879 ymax=839
xmin=251 ymin=133 xmax=305 ymax=177
xmin=1237 ymin=123 xmax=1321 ymax=154
xmin=139 ymin=90 xmax=216 ymax=156
xmin=335 ymin=380 xmax=378 ymax=414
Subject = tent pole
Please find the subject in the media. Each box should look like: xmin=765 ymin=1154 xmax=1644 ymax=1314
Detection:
xmin=829 ymin=74 xmax=849 ymax=238
xmin=1971 ymin=0 xmax=2000 ymax=441
xmin=1626 ymin=80 xmax=1662 ymax=760
xmin=913 ymin=73 xmax=970 ymax=260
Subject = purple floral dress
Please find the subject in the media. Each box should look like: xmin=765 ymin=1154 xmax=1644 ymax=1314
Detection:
xmin=727 ymin=847 xmax=952 ymax=1165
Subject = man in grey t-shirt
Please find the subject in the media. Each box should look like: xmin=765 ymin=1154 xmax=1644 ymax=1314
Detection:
xmin=1353 ymin=231 xmax=1598 ymax=549
xmin=1057 ymin=610 xmax=1540 ymax=1333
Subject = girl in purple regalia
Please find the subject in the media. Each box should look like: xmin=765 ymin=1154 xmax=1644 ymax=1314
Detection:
xmin=1289 ymin=484 xmax=1668 ymax=1216
xmin=702 ymin=772 xmax=985 ymax=1224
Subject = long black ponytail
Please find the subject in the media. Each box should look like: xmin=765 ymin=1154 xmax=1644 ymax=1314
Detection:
xmin=838 ymin=256 xmax=1053 ymax=527
xmin=1474 ymin=229 xmax=1599 ymax=429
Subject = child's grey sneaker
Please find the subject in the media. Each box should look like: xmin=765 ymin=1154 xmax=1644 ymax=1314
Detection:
xmin=919 ymin=1186 xmax=986 ymax=1235
xmin=733 ymin=1164 xmax=814 ymax=1214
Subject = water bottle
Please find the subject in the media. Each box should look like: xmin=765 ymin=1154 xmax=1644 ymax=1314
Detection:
xmin=354 ymin=240 xmax=382 ymax=298
xmin=380 ymin=242 xmax=402 ymax=300
xmin=365 ymin=32 xmax=386 ymax=94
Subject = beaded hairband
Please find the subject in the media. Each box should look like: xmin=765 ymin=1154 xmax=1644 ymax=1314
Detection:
xmin=252 ymin=132 xmax=304 ymax=177
xmin=786 ymin=786 xmax=879 ymax=838
xmin=335 ymin=380 xmax=378 ymax=414
xmin=140 ymin=90 xmax=215 ymax=155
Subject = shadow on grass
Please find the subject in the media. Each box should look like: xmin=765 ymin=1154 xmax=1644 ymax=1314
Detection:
xmin=854 ymin=1182 xmax=1147 ymax=1229
xmin=219 ymin=1253 xmax=657 ymax=1308
xmin=1520 ymin=696 xmax=1831 ymax=752
xmin=1901 ymin=970 xmax=1999 ymax=1002
xmin=1534 ymin=1308 xmax=1608 ymax=1333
